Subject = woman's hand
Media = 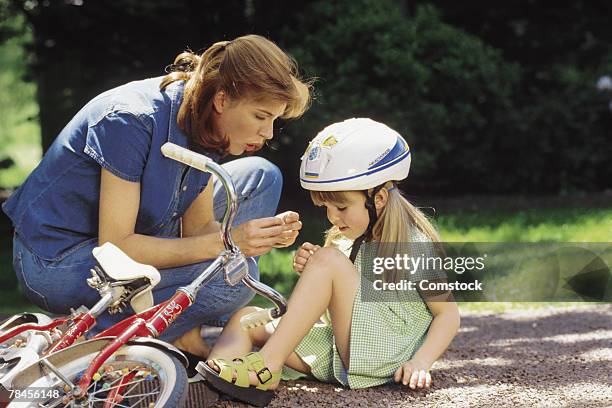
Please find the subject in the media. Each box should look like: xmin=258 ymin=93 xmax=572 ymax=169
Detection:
xmin=394 ymin=358 xmax=432 ymax=390
xmin=272 ymin=211 xmax=302 ymax=248
xmin=293 ymin=242 xmax=321 ymax=273
xmin=232 ymin=217 xmax=295 ymax=257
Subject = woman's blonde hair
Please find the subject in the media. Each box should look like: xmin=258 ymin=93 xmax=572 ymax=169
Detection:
xmin=161 ymin=34 xmax=313 ymax=154
xmin=311 ymin=182 xmax=441 ymax=282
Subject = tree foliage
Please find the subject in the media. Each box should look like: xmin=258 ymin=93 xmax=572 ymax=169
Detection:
xmin=3 ymin=0 xmax=611 ymax=195
xmin=409 ymin=0 xmax=612 ymax=193
xmin=271 ymin=1 xmax=524 ymax=194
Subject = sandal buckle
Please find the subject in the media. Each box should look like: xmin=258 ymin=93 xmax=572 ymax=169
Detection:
xmin=256 ymin=367 xmax=272 ymax=384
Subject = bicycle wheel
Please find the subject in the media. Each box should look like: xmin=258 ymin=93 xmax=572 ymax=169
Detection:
xmin=7 ymin=344 xmax=188 ymax=408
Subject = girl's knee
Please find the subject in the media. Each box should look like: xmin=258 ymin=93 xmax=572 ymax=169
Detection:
xmin=304 ymin=247 xmax=355 ymax=277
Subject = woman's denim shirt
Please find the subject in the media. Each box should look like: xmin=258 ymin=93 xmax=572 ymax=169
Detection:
xmin=2 ymin=77 xmax=216 ymax=262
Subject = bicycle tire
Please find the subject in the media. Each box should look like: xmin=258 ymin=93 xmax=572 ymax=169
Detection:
xmin=7 ymin=344 xmax=188 ymax=408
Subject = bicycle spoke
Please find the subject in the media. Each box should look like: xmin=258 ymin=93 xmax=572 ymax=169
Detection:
xmin=86 ymin=364 xmax=161 ymax=407
xmin=90 ymin=377 xmax=152 ymax=397
xmin=115 ymin=388 xmax=161 ymax=401
xmin=118 ymin=393 xmax=157 ymax=408
xmin=89 ymin=399 xmax=132 ymax=408
xmin=87 ymin=370 xmax=133 ymax=391
xmin=112 ymin=381 xmax=156 ymax=407
xmin=109 ymin=382 xmax=162 ymax=407
xmin=101 ymin=366 xmax=140 ymax=389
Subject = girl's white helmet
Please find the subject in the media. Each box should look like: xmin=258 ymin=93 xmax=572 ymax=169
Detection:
xmin=300 ymin=118 xmax=411 ymax=191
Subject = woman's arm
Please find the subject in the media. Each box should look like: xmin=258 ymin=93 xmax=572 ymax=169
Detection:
xmin=181 ymin=176 xmax=219 ymax=238
xmin=99 ymin=169 xmax=296 ymax=268
xmin=99 ymin=169 xmax=225 ymax=268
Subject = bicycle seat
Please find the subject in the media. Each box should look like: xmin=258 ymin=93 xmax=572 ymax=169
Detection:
xmin=92 ymin=242 xmax=161 ymax=312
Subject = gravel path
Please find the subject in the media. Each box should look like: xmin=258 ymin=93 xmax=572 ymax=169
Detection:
xmin=202 ymin=304 xmax=612 ymax=407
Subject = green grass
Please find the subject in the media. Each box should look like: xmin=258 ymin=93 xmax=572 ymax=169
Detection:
xmin=0 ymin=15 xmax=41 ymax=189
xmin=0 ymin=292 xmax=43 ymax=315
xmin=436 ymin=208 xmax=612 ymax=242
xmin=457 ymin=301 xmax=607 ymax=314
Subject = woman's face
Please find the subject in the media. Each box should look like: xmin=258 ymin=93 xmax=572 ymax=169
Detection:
xmin=212 ymin=91 xmax=287 ymax=155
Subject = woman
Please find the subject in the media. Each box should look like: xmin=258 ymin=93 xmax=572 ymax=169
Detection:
xmin=2 ymin=34 xmax=312 ymax=361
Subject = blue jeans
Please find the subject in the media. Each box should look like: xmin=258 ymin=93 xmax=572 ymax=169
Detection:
xmin=12 ymin=157 xmax=282 ymax=341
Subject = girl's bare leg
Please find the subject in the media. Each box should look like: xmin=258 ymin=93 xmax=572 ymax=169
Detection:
xmin=209 ymin=307 xmax=310 ymax=373
xmin=208 ymin=247 xmax=359 ymax=388
xmin=172 ymin=326 xmax=210 ymax=358
xmin=208 ymin=307 xmax=262 ymax=358
xmin=262 ymin=248 xmax=359 ymax=379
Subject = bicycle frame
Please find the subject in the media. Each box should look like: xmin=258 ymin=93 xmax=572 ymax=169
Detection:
xmin=0 ymin=317 xmax=68 ymax=347
xmin=0 ymin=276 xmax=131 ymax=360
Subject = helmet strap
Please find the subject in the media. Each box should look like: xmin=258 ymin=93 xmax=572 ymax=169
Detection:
xmin=349 ymin=235 xmax=364 ymax=263
xmin=349 ymin=184 xmax=385 ymax=263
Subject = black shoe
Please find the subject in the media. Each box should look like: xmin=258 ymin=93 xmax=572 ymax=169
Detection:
xmin=178 ymin=348 xmax=205 ymax=382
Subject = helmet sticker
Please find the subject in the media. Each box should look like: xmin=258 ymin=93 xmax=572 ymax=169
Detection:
xmin=304 ymin=172 xmax=320 ymax=179
xmin=307 ymin=145 xmax=321 ymax=161
xmin=321 ymin=135 xmax=338 ymax=147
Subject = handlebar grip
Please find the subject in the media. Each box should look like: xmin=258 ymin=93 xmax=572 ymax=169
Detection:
xmin=240 ymin=308 xmax=275 ymax=331
xmin=161 ymin=143 xmax=210 ymax=172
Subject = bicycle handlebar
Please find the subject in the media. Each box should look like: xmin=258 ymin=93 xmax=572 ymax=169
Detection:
xmin=161 ymin=143 xmax=239 ymax=252
xmin=161 ymin=143 xmax=288 ymax=325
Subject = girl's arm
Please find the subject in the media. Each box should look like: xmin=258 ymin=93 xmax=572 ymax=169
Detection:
xmin=412 ymin=299 xmax=460 ymax=367
xmin=394 ymin=298 xmax=460 ymax=389
xmin=98 ymin=169 xmax=293 ymax=268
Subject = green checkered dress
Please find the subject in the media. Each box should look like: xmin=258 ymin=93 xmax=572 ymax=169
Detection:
xmin=283 ymin=232 xmax=441 ymax=389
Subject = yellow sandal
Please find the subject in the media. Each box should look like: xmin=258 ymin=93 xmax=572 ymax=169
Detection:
xmin=196 ymin=351 xmax=280 ymax=407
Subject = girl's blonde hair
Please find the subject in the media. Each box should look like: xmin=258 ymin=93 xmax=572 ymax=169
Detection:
xmin=311 ymin=182 xmax=441 ymax=282
xmin=161 ymin=34 xmax=313 ymax=154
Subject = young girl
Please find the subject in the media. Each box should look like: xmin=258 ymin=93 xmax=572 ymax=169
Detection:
xmin=199 ymin=118 xmax=460 ymax=406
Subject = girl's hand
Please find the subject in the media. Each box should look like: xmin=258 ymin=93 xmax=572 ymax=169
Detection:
xmin=273 ymin=211 xmax=302 ymax=248
xmin=232 ymin=217 xmax=295 ymax=257
xmin=394 ymin=358 xmax=432 ymax=390
xmin=293 ymin=242 xmax=321 ymax=273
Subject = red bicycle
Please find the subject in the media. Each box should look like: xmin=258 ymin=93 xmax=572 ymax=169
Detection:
xmin=0 ymin=241 xmax=163 ymax=391
xmin=0 ymin=143 xmax=288 ymax=407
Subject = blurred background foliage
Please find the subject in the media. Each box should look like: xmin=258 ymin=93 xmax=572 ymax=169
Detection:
xmin=1 ymin=0 xmax=611 ymax=197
